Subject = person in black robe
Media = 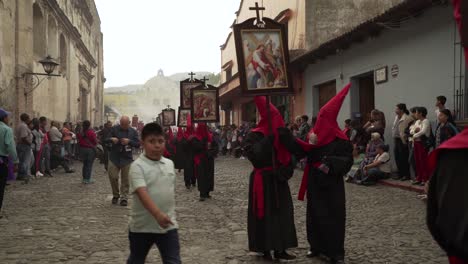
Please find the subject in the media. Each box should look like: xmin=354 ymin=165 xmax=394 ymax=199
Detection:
xmin=192 ymin=123 xmax=214 ymax=201
xmin=164 ymin=128 xmax=176 ymax=161
xmin=427 ymin=129 xmax=468 ymax=264
xmin=182 ymin=125 xmax=196 ymax=189
xmin=243 ymin=96 xmax=297 ymax=261
xmin=206 ymin=137 xmax=218 ymax=194
xmin=279 ymin=84 xmax=353 ymax=264
xmin=174 ymin=127 xmax=186 ymax=172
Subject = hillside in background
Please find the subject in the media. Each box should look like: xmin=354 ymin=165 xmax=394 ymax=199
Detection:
xmin=104 ymin=70 xmax=221 ymax=122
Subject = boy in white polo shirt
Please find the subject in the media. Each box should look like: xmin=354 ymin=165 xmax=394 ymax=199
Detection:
xmin=127 ymin=123 xmax=180 ymax=264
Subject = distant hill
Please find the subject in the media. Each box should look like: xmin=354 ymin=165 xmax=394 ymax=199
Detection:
xmin=104 ymin=84 xmax=143 ymax=94
xmin=168 ymin=72 xmax=213 ymax=82
xmin=104 ymin=71 xmax=221 ymax=94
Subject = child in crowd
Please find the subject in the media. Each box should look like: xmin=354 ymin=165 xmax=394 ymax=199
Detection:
xmin=127 ymin=123 xmax=180 ymax=264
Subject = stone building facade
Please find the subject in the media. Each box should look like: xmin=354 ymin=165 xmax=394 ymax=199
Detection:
xmin=0 ymin=0 xmax=104 ymax=126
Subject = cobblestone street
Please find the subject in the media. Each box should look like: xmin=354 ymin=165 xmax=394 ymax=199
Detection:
xmin=0 ymin=156 xmax=446 ymax=264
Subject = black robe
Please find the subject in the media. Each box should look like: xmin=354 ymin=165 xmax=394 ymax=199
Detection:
xmin=206 ymin=140 xmax=218 ymax=192
xmin=279 ymin=128 xmax=353 ymax=259
xmin=165 ymin=139 xmax=176 ymax=161
xmin=192 ymin=138 xmax=212 ymax=196
xmin=427 ymin=149 xmax=468 ymax=261
xmin=174 ymin=138 xmax=186 ymax=170
xmin=244 ymin=132 xmax=298 ymax=253
xmin=182 ymin=138 xmax=196 ymax=186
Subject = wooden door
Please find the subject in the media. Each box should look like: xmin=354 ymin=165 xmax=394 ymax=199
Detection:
xmin=318 ymin=81 xmax=337 ymax=109
xmin=359 ymin=75 xmax=375 ymax=123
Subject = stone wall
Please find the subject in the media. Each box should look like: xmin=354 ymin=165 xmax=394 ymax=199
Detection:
xmin=305 ymin=0 xmax=405 ymax=50
xmin=0 ymin=0 xmax=104 ymax=126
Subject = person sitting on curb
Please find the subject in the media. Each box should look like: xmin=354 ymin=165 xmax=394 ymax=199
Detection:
xmin=359 ymin=144 xmax=391 ymax=186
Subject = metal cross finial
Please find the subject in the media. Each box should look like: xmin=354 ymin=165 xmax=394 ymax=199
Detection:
xmin=167 ymin=105 xmax=171 ymax=109
xmin=201 ymin=76 xmax=209 ymax=85
xmin=249 ymin=2 xmax=265 ymax=25
xmin=188 ymin=72 xmax=196 ymax=81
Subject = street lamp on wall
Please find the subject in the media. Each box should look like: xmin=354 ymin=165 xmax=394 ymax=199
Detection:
xmin=23 ymin=55 xmax=61 ymax=95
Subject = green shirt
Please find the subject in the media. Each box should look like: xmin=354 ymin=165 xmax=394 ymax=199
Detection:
xmin=129 ymin=154 xmax=178 ymax=233
xmin=0 ymin=121 xmax=18 ymax=163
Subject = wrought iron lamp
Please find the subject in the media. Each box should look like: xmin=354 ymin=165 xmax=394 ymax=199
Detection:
xmin=23 ymin=55 xmax=61 ymax=95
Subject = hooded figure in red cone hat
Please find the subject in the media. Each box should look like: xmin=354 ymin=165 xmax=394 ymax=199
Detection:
xmin=242 ymin=96 xmax=298 ymax=261
xmin=163 ymin=127 xmax=176 ymax=160
xmin=182 ymin=114 xmax=197 ymax=189
xmin=278 ymin=83 xmax=353 ymax=264
xmin=192 ymin=123 xmax=216 ymax=201
xmin=426 ymin=2 xmax=468 ymax=263
xmin=174 ymin=127 xmax=186 ymax=172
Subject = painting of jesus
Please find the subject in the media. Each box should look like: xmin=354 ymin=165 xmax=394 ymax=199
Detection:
xmin=180 ymin=80 xmax=203 ymax=109
xmin=241 ymin=30 xmax=287 ymax=90
xmin=190 ymin=87 xmax=219 ymax=123
xmin=233 ymin=17 xmax=292 ymax=96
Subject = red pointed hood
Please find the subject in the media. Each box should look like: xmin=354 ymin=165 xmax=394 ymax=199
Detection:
xmin=167 ymin=128 xmax=174 ymax=142
xmin=252 ymin=96 xmax=291 ymax=166
xmin=429 ymin=128 xmax=468 ymax=173
xmin=194 ymin=123 xmax=212 ymax=142
xmin=309 ymin=83 xmax=351 ymax=147
xmin=177 ymin=127 xmax=184 ymax=141
xmin=184 ymin=113 xmax=193 ymax=139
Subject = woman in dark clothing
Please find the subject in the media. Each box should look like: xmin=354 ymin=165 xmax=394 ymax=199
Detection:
xmin=244 ymin=96 xmax=297 ymax=261
xmin=435 ymin=109 xmax=459 ymax=148
xmin=77 ymin=120 xmax=97 ymax=184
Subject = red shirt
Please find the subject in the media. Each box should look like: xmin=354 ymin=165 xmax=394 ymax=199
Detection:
xmin=77 ymin=129 xmax=97 ymax=148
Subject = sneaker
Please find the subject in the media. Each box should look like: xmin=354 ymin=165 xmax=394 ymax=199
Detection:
xmin=111 ymin=197 xmax=119 ymax=205
xmin=120 ymin=200 xmax=128 ymax=206
xmin=36 ymin=171 xmax=44 ymax=177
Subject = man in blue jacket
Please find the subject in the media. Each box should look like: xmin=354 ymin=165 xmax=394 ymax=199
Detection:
xmin=105 ymin=116 xmax=140 ymax=206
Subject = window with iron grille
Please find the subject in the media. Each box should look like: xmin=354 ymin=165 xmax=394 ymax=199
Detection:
xmin=453 ymin=23 xmax=467 ymax=121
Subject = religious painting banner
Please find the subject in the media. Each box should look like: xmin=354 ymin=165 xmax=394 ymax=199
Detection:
xmin=158 ymin=113 xmax=163 ymax=125
xmin=233 ymin=17 xmax=293 ymax=96
xmin=190 ymin=85 xmax=220 ymax=123
xmin=180 ymin=78 xmax=204 ymax=109
xmin=162 ymin=108 xmax=176 ymax=127
xmin=178 ymin=107 xmax=191 ymax=127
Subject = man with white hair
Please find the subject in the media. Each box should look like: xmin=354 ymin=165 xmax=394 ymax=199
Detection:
xmin=105 ymin=116 xmax=140 ymax=206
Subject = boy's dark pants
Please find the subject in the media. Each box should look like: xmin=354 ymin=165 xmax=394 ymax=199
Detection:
xmin=127 ymin=229 xmax=181 ymax=264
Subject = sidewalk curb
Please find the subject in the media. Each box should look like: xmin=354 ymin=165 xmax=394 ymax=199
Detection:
xmin=379 ymin=179 xmax=425 ymax=194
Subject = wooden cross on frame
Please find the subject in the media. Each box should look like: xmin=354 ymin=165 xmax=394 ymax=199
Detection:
xmin=188 ymin=71 xmax=196 ymax=81
xmin=249 ymin=2 xmax=265 ymax=24
xmin=201 ymin=76 xmax=209 ymax=87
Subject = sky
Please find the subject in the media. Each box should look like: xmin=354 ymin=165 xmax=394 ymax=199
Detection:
xmin=95 ymin=0 xmax=241 ymax=88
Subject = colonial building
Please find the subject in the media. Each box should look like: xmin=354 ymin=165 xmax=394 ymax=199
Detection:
xmin=219 ymin=0 xmax=307 ymax=126
xmin=0 ymin=0 xmax=105 ymax=125
xmin=291 ymin=0 xmax=467 ymax=140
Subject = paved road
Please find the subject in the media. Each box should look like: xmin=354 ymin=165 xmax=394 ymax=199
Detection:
xmin=0 ymin=156 xmax=446 ymax=264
